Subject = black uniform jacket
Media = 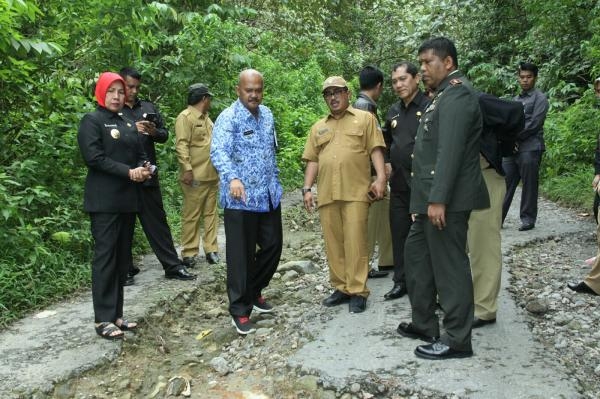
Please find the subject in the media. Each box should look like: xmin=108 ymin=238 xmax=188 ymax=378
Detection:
xmin=384 ymin=91 xmax=429 ymax=193
xmin=121 ymin=100 xmax=167 ymax=187
xmin=78 ymin=106 xmax=148 ymax=213
xmin=410 ymin=71 xmax=490 ymax=214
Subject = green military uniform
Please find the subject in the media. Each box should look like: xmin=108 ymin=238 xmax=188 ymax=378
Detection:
xmin=404 ymin=70 xmax=489 ymax=351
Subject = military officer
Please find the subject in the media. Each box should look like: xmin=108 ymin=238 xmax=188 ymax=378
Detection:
xmin=397 ymin=37 xmax=489 ymax=360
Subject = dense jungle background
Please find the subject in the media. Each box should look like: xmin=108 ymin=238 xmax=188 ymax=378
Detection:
xmin=1 ymin=0 xmax=600 ymax=327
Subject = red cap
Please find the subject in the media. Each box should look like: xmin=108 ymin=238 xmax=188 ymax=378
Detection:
xmin=94 ymin=72 xmax=127 ymax=108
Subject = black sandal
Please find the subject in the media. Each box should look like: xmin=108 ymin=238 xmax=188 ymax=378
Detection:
xmin=115 ymin=319 xmax=137 ymax=331
xmin=95 ymin=322 xmax=124 ymax=340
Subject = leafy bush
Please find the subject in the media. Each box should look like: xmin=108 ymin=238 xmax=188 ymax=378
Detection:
xmin=543 ymin=91 xmax=600 ymax=178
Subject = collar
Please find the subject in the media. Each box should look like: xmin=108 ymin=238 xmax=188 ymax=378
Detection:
xmin=401 ymin=90 xmax=426 ymax=109
xmin=357 ymin=92 xmax=376 ymax=106
xmin=124 ymin=98 xmax=142 ymax=110
xmin=96 ymin=105 xmax=120 ymax=117
xmin=187 ymin=105 xmax=207 ymax=119
xmin=519 ymin=89 xmax=534 ymax=97
xmin=327 ymin=105 xmax=358 ymax=120
xmin=434 ymin=70 xmax=464 ymax=94
xmin=234 ymin=99 xmax=261 ymax=119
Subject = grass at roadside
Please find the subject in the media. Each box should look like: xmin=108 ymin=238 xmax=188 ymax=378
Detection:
xmin=541 ymin=167 xmax=595 ymax=212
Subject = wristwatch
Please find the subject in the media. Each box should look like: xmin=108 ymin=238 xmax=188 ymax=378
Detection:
xmin=301 ymin=187 xmax=311 ymax=195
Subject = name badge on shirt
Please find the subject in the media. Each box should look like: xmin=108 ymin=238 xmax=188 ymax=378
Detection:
xmin=243 ymin=130 xmax=254 ymax=136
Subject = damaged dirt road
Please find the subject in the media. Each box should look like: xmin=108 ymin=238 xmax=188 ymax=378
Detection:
xmin=1 ymin=192 xmax=599 ymax=398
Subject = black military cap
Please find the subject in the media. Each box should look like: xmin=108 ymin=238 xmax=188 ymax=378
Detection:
xmin=188 ymin=83 xmax=213 ymax=96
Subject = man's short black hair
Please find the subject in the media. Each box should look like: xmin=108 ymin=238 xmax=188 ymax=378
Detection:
xmin=417 ymin=37 xmax=459 ymax=69
xmin=392 ymin=61 xmax=419 ymax=77
xmin=359 ymin=65 xmax=384 ymax=90
xmin=518 ymin=62 xmax=539 ymax=77
xmin=119 ymin=67 xmax=142 ymax=80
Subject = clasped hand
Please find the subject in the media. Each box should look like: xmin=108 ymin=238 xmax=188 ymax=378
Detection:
xmin=129 ymin=164 xmax=152 ymax=182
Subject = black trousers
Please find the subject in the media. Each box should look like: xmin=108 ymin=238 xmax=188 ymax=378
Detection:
xmin=90 ymin=212 xmax=135 ymax=323
xmin=389 ymin=191 xmax=412 ymax=285
xmin=224 ymin=205 xmax=282 ymax=317
xmin=404 ymin=211 xmax=474 ymax=351
xmin=133 ymin=185 xmax=182 ymax=273
xmin=502 ymin=150 xmax=542 ymax=225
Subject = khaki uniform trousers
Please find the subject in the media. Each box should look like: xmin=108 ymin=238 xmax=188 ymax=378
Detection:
xmin=319 ymin=201 xmax=370 ymax=297
xmin=367 ymin=191 xmax=394 ymax=267
xmin=180 ymin=180 xmax=219 ymax=258
xmin=467 ymin=164 xmax=506 ymax=320
xmin=584 ymin=214 xmax=600 ymax=294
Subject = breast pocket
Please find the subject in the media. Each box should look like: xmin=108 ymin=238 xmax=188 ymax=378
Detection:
xmin=523 ymin=102 xmax=535 ymax=116
xmin=344 ymin=130 xmax=364 ymax=151
xmin=192 ymin=125 xmax=209 ymax=146
xmin=316 ymin=131 xmax=332 ymax=148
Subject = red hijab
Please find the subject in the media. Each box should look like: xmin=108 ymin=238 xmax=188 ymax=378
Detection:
xmin=94 ymin=72 xmax=127 ymax=108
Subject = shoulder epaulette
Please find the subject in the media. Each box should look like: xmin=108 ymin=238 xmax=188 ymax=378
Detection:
xmin=449 ymin=79 xmax=463 ymax=86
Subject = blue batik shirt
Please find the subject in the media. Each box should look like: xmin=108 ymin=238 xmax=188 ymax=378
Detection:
xmin=210 ymin=99 xmax=283 ymax=212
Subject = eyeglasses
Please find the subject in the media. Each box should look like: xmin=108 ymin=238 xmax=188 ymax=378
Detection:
xmin=322 ymin=88 xmax=347 ymax=98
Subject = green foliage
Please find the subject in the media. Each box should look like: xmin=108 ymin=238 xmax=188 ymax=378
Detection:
xmin=543 ymin=91 xmax=600 ymax=177
xmin=541 ymin=88 xmax=600 ymax=212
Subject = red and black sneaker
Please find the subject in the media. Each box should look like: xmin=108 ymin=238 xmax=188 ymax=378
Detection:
xmin=231 ymin=316 xmax=256 ymax=335
xmin=253 ymin=296 xmax=274 ymax=313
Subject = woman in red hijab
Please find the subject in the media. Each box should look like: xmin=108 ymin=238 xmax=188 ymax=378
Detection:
xmin=78 ymin=72 xmax=152 ymax=340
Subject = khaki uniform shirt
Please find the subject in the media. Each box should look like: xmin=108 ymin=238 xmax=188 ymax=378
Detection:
xmin=302 ymin=106 xmax=385 ymax=208
xmin=175 ymin=105 xmax=218 ymax=182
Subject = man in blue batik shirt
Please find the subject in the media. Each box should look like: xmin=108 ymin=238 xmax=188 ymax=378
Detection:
xmin=210 ymin=69 xmax=283 ymax=335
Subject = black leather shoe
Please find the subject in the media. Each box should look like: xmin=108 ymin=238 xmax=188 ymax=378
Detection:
xmin=415 ymin=341 xmax=473 ymax=360
xmin=384 ymin=283 xmax=407 ymax=300
xmin=368 ymin=269 xmax=388 ymax=278
xmin=322 ymin=290 xmax=351 ymax=307
xmin=206 ymin=252 xmax=220 ymax=265
xmin=396 ymin=322 xmax=438 ymax=343
xmin=377 ymin=264 xmax=394 ymax=271
xmin=472 ymin=317 xmax=496 ymax=328
xmin=349 ymin=296 xmax=367 ymax=313
xmin=567 ymin=281 xmax=598 ymax=295
xmin=518 ymin=223 xmax=535 ymax=231
xmin=124 ymin=274 xmax=135 ymax=286
xmin=165 ymin=267 xmax=196 ymax=281
xmin=182 ymin=256 xmax=198 ymax=268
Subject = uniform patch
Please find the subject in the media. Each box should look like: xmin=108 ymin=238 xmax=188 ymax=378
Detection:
xmin=110 ymin=129 xmax=120 ymax=139
xmin=450 ymin=78 xmax=463 ymax=86
xmin=317 ymin=127 xmax=329 ymax=136
xmin=391 ymin=120 xmax=397 ymax=129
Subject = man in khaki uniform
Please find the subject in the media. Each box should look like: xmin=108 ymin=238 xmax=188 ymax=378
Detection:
xmin=302 ymin=76 xmax=387 ymax=313
xmin=175 ymin=83 xmax=220 ymax=267
xmin=567 ymin=77 xmax=600 ymax=297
